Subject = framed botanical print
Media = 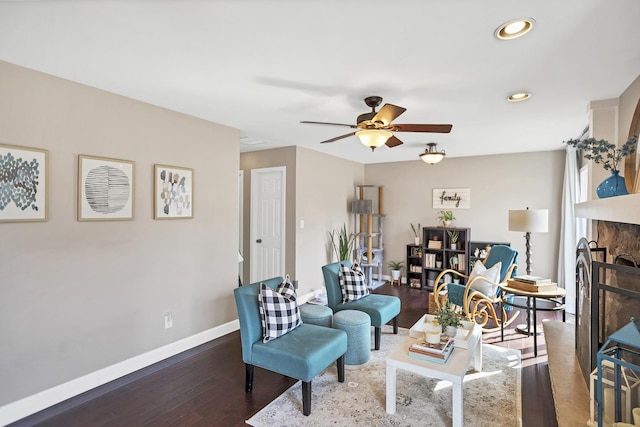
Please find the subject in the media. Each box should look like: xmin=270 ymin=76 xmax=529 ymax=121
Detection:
xmin=78 ymin=155 xmax=135 ymax=221
xmin=0 ymin=143 xmax=49 ymax=222
xmin=154 ymin=164 xmax=193 ymax=219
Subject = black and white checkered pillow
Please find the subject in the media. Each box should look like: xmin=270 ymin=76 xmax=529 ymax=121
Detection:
xmin=338 ymin=262 xmax=369 ymax=302
xmin=258 ymin=275 xmax=302 ymax=343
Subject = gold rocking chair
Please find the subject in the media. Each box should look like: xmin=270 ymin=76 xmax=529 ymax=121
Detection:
xmin=433 ymin=245 xmax=520 ymax=332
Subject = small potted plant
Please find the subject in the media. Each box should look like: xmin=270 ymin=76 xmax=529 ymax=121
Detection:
xmin=436 ymin=210 xmax=455 ymax=227
xmin=387 ymin=260 xmax=404 ymax=285
xmin=434 ymin=300 xmax=463 ymax=337
xmin=410 ymin=223 xmax=421 ymax=245
xmin=447 ymin=229 xmax=459 ymax=249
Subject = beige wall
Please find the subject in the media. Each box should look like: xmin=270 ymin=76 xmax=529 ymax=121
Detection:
xmin=295 ymin=147 xmax=364 ymax=293
xmin=0 ymin=61 xmax=240 ymax=406
xmin=365 ymin=150 xmax=565 ymax=281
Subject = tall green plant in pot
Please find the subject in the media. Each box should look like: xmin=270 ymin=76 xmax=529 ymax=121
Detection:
xmin=329 ymin=224 xmax=356 ymax=262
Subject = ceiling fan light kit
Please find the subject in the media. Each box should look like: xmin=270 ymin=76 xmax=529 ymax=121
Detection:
xmin=356 ymin=129 xmax=392 ymax=151
xmin=495 ymin=17 xmax=535 ymax=40
xmin=301 ymin=96 xmax=452 ymax=151
xmin=420 ymin=142 xmax=446 ymax=165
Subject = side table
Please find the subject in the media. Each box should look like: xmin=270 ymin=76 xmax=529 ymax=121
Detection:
xmin=500 ymin=285 xmax=566 ymax=357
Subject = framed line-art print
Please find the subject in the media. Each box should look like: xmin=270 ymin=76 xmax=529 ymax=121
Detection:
xmin=0 ymin=143 xmax=49 ymax=222
xmin=78 ymin=155 xmax=135 ymax=221
xmin=154 ymin=164 xmax=193 ymax=219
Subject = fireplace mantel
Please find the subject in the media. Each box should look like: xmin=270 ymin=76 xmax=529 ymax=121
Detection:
xmin=575 ymin=193 xmax=640 ymax=225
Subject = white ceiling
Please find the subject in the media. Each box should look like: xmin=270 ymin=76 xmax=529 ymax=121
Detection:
xmin=1 ymin=0 xmax=639 ymax=164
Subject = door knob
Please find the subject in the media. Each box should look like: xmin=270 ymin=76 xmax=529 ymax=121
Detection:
xmin=256 ymin=239 xmax=262 ymax=243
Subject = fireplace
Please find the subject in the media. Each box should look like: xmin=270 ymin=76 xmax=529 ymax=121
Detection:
xmin=575 ymin=222 xmax=640 ymax=384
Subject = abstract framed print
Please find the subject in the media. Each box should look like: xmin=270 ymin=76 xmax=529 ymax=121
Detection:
xmin=0 ymin=143 xmax=49 ymax=222
xmin=154 ymin=164 xmax=193 ymax=219
xmin=78 ymin=155 xmax=135 ymax=221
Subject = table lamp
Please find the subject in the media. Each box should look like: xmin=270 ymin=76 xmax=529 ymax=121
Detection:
xmin=508 ymin=207 xmax=548 ymax=276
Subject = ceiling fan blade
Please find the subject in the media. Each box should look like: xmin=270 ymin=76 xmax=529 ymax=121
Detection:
xmin=385 ymin=135 xmax=403 ymax=148
xmin=301 ymin=120 xmax=357 ymax=128
xmin=320 ymin=132 xmax=356 ymax=144
xmin=371 ymin=104 xmax=406 ymax=126
xmin=392 ymin=123 xmax=453 ymax=133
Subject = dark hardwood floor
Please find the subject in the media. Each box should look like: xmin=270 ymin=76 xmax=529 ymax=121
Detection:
xmin=12 ymin=283 xmax=560 ymax=427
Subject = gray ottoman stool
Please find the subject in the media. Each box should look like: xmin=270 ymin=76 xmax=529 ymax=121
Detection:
xmin=299 ymin=304 xmax=333 ymax=328
xmin=333 ymin=310 xmax=371 ymax=366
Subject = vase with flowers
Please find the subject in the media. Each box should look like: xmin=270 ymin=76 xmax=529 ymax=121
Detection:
xmin=565 ymin=136 xmax=638 ymax=198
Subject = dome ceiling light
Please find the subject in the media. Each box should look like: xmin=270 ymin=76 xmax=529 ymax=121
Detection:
xmin=420 ymin=143 xmax=446 ymax=165
xmin=495 ymin=18 xmax=535 ymax=40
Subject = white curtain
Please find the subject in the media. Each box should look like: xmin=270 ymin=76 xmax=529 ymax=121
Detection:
xmin=558 ymin=145 xmax=580 ymax=314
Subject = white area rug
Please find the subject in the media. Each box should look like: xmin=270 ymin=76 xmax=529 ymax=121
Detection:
xmin=247 ymin=326 xmax=522 ymax=427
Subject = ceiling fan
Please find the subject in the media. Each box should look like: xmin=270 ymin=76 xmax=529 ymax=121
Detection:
xmin=300 ymin=96 xmax=452 ymax=151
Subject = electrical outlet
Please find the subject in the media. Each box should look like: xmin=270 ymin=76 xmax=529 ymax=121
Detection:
xmin=164 ymin=311 xmax=173 ymax=329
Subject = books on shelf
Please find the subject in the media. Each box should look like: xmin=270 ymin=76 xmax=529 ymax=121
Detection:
xmin=457 ymin=254 xmax=466 ymax=271
xmin=428 ymin=240 xmax=442 ymax=249
xmin=507 ymin=279 xmax=558 ymax=292
xmin=512 ymin=275 xmax=551 ymax=284
xmin=424 ymin=253 xmax=438 ymax=268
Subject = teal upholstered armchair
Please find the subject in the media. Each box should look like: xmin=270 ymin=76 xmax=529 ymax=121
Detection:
xmin=233 ymin=277 xmax=347 ymax=416
xmin=433 ymin=245 xmax=520 ymax=332
xmin=322 ymin=261 xmax=401 ymax=350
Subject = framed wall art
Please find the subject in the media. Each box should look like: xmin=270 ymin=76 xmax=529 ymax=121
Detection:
xmin=432 ymin=188 xmax=471 ymax=209
xmin=78 ymin=155 xmax=135 ymax=221
xmin=0 ymin=143 xmax=49 ymax=222
xmin=154 ymin=164 xmax=193 ymax=219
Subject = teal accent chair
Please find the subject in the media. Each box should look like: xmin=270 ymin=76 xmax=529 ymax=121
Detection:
xmin=234 ymin=277 xmax=347 ymax=416
xmin=433 ymin=245 xmax=520 ymax=332
xmin=322 ymin=261 xmax=401 ymax=350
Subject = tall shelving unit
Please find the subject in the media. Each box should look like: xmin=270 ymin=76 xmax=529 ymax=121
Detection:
xmin=353 ymin=185 xmax=385 ymax=289
xmin=422 ymin=226 xmax=470 ymax=291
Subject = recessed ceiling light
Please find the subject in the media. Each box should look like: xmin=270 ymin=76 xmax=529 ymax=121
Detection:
xmin=507 ymin=92 xmax=532 ymax=102
xmin=495 ymin=18 xmax=535 ymax=40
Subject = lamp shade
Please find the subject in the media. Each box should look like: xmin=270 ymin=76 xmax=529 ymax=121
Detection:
xmin=419 ymin=142 xmax=446 ymax=165
xmin=356 ymin=129 xmax=392 ymax=151
xmin=508 ymin=209 xmax=548 ymax=233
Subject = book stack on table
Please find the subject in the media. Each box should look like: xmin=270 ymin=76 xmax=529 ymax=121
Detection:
xmin=507 ymin=275 xmax=557 ymax=292
xmin=408 ymin=335 xmax=454 ymax=364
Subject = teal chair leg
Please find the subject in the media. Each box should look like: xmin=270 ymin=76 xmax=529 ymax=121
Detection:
xmin=374 ymin=316 xmax=399 ymax=350
xmin=245 ymin=364 xmax=253 ymax=392
xmin=337 ymin=355 xmax=345 ymax=382
xmin=302 ymin=381 xmax=311 ymax=416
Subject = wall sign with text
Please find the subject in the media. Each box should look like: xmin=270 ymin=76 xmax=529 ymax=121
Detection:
xmin=432 ymin=188 xmax=470 ymax=209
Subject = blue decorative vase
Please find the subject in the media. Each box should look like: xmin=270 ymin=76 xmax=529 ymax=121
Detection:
xmin=596 ymin=170 xmax=628 ymax=198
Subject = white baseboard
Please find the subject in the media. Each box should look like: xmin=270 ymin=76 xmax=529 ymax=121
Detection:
xmin=0 ymin=319 xmax=240 ymax=426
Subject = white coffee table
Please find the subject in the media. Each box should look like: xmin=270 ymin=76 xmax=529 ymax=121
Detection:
xmin=386 ymin=323 xmax=482 ymax=427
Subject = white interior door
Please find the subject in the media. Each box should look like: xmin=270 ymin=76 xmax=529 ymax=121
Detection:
xmin=250 ymin=167 xmax=285 ymax=282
